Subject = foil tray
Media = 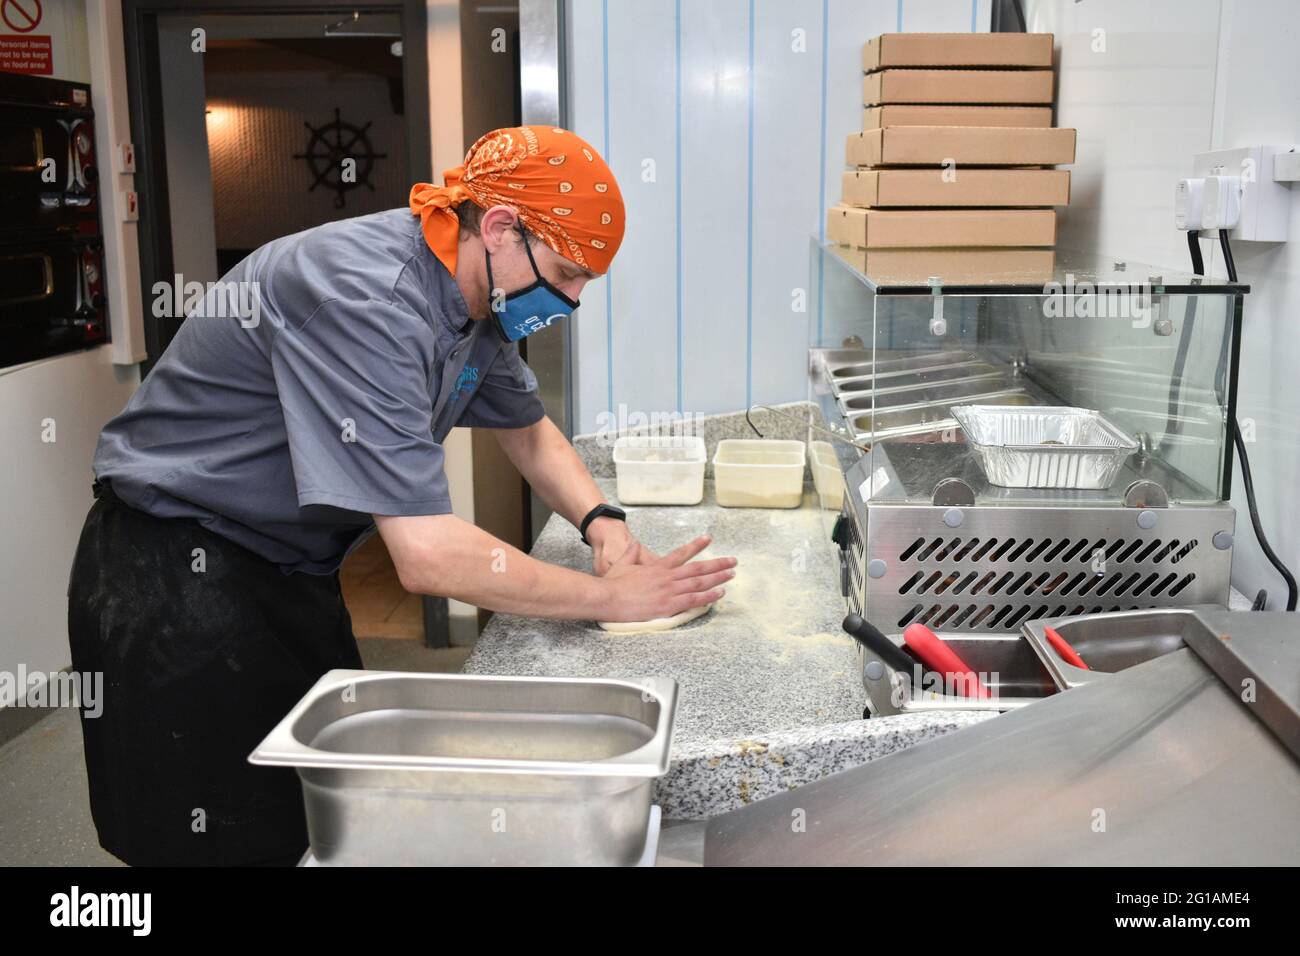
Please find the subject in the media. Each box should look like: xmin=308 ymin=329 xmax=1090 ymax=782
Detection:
xmin=951 ymin=404 xmax=1140 ymax=489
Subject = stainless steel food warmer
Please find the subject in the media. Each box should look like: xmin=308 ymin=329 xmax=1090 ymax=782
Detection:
xmin=805 ymin=241 xmax=1249 ymax=688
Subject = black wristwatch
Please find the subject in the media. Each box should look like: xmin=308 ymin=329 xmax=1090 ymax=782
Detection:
xmin=578 ymin=503 xmax=627 ymax=546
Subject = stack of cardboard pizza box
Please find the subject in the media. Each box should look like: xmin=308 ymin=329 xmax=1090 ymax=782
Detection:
xmin=827 ymin=32 xmax=1074 ymax=282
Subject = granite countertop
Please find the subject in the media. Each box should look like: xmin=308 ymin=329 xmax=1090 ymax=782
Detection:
xmin=464 ymin=469 xmax=993 ymax=820
xmin=464 ymin=402 xmax=1259 ymax=838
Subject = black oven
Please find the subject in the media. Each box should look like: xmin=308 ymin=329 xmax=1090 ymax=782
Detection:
xmin=1 ymin=236 xmax=108 ymax=365
xmin=0 ymin=73 xmax=106 ymax=368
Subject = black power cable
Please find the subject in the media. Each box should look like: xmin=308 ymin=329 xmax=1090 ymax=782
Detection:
xmin=1233 ymin=420 xmax=1298 ymax=610
xmin=1188 ymin=228 xmax=1204 ymax=275
xmin=1219 ymin=229 xmax=1237 ymax=283
xmin=1213 ymin=231 xmax=1298 ymax=611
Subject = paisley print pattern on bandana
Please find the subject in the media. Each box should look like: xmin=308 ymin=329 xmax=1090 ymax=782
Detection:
xmin=409 ymin=126 xmax=625 ymax=276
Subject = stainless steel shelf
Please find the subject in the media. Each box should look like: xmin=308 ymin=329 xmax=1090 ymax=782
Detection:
xmin=811 ymin=347 xmax=1220 ymax=506
xmin=871 ymin=439 xmax=1216 ymax=507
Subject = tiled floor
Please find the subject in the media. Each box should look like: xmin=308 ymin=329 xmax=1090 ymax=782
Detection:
xmin=0 ymin=639 xmax=472 ymax=867
xmin=0 ymin=706 xmax=122 ymax=867
xmin=339 ymin=535 xmax=424 ymax=640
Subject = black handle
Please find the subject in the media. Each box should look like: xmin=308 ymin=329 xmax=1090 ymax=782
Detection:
xmin=831 ymin=514 xmax=849 ymax=549
xmin=842 ymin=613 xmax=916 ymax=675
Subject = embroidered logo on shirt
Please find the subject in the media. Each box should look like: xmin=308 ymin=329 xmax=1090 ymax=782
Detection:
xmin=451 ymin=366 xmax=479 ymax=401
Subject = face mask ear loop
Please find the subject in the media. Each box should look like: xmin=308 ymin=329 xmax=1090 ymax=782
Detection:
xmin=518 ymin=221 xmax=580 ymax=310
xmin=518 ymin=222 xmax=545 ymax=282
xmin=483 ymin=245 xmax=498 ymax=313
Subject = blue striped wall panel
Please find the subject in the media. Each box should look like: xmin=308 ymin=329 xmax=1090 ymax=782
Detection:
xmin=569 ymin=0 xmax=990 ymax=434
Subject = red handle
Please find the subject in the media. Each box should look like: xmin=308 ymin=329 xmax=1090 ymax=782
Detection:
xmin=902 ymin=623 xmax=990 ymax=698
xmin=1044 ymin=626 xmax=1090 ymax=670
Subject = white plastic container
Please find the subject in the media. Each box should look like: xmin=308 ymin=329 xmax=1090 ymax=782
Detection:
xmin=712 ymin=439 xmax=807 ymax=509
xmin=612 ymin=435 xmax=706 ymax=505
xmin=809 ymin=441 xmax=846 ymax=510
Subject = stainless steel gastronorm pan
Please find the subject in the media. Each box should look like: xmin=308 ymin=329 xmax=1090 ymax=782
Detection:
xmin=849 ymin=390 xmax=1033 ymax=441
xmin=837 ymin=367 xmax=1009 ymax=401
xmin=951 ymin=404 xmax=1139 ymax=490
xmin=249 ymin=670 xmax=678 ymax=866
xmin=833 ymin=359 xmax=997 ymax=388
xmin=840 ymin=375 xmax=1017 ymax=413
xmin=861 ymin=632 xmax=1059 ymax=716
xmin=824 ymin=349 xmax=974 ymax=378
xmin=1021 ymin=607 xmax=1219 ymax=689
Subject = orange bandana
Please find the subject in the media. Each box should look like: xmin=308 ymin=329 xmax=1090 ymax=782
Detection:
xmin=409 ymin=126 xmax=625 ymax=277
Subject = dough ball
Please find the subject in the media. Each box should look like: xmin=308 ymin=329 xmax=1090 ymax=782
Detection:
xmin=597 ymin=603 xmax=713 ymax=633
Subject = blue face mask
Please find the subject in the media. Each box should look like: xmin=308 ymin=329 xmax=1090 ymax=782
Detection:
xmin=484 ymin=225 xmax=580 ymax=342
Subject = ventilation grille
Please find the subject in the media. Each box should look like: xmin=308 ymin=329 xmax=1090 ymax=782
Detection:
xmin=860 ymin=507 xmax=1232 ymax=635
xmin=893 ymin=534 xmax=1200 ymax=630
xmin=897 ymin=534 xmax=1199 ymax=569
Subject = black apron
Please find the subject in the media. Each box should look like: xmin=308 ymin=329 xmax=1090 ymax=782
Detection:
xmin=67 ymin=482 xmax=362 ymax=866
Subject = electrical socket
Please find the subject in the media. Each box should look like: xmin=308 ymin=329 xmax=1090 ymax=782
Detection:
xmin=1192 ymin=145 xmax=1295 ymax=241
xmin=1276 ymin=149 xmax=1300 ymax=183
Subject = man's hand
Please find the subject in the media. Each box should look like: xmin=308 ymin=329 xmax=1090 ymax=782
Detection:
xmin=489 ymin=418 xmax=736 ymax=619
xmin=596 ymin=535 xmax=736 ymax=622
xmin=587 ymin=516 xmax=639 ymax=575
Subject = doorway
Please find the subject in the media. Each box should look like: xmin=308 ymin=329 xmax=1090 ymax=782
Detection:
xmin=123 ymin=1 xmax=429 ymax=356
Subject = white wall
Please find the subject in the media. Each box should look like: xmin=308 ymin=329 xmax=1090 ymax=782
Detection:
xmin=1208 ymin=0 xmax=1300 ymax=605
xmin=1031 ymin=0 xmax=1221 ymax=267
xmin=567 ymin=0 xmax=988 ymax=435
xmin=0 ymin=352 xmax=140 ymax=707
xmin=87 ymin=0 xmax=148 ymax=366
xmin=1025 ymin=0 xmax=1300 ymax=605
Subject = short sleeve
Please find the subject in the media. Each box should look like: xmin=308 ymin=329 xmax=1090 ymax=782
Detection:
xmin=456 ymin=341 xmax=548 ymax=429
xmin=270 ymin=298 xmax=454 ymax=517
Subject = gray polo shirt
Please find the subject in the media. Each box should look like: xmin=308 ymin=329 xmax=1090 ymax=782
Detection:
xmin=94 ymin=207 xmax=546 ymax=574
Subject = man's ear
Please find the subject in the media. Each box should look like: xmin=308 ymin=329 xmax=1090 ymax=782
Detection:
xmin=479 ymin=205 xmax=520 ymax=254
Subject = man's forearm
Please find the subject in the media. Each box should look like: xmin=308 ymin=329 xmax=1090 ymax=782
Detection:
xmin=494 ymin=417 xmax=608 ymax=529
xmin=376 ymin=512 xmax=607 ymax=619
xmin=375 ymin=512 xmax=733 ymax=624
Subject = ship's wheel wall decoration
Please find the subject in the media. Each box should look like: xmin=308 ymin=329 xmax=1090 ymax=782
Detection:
xmin=293 ymin=107 xmax=388 ymax=209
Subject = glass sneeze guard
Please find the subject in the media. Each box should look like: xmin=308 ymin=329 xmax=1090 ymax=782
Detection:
xmin=808 ymin=238 xmax=1248 ymax=509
